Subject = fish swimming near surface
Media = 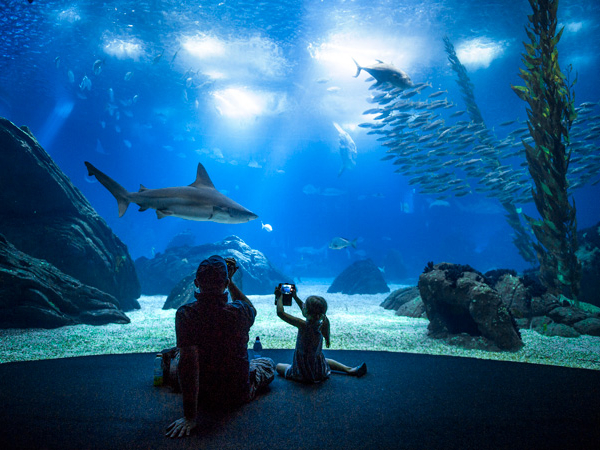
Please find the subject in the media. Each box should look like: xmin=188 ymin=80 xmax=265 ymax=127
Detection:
xmin=329 ymin=237 xmax=357 ymax=250
xmin=352 ymin=58 xmax=414 ymax=90
xmin=84 ymin=161 xmax=258 ymax=224
xmin=333 ymin=122 xmax=357 ymax=176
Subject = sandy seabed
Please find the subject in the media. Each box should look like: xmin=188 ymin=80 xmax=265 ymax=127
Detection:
xmin=1 ymin=280 xmax=599 ymax=370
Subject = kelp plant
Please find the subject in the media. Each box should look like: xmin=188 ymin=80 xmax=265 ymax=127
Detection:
xmin=444 ymin=36 xmax=537 ymax=265
xmin=512 ymin=0 xmax=581 ymax=304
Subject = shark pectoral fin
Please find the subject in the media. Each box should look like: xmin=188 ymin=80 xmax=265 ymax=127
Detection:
xmin=138 ymin=206 xmax=149 ymax=212
xmin=156 ymin=209 xmax=173 ymax=219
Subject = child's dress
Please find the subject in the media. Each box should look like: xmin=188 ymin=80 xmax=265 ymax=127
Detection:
xmin=285 ymin=319 xmax=331 ymax=383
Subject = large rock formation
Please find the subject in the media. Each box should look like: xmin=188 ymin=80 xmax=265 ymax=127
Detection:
xmin=0 ymin=234 xmax=130 ymax=328
xmin=0 ymin=118 xmax=140 ymax=311
xmin=136 ymin=235 xmax=289 ymax=297
xmin=327 ymin=259 xmax=389 ymax=295
xmin=418 ymin=262 xmax=523 ymax=351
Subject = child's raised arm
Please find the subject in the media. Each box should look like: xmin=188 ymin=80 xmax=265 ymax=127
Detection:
xmin=276 ymin=293 xmax=305 ymax=329
xmin=292 ymin=286 xmax=304 ymax=310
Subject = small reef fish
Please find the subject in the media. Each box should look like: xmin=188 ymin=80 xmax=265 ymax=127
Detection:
xmin=54 ymin=56 xmax=60 ymax=68
xmin=329 ymin=237 xmax=357 ymax=250
xmin=261 ymin=222 xmax=273 ymax=232
xmin=124 ymin=71 xmax=134 ymax=81
xmin=352 ymin=58 xmax=414 ymax=90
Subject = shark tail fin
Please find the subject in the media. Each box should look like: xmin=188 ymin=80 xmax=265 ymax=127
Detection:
xmin=352 ymin=58 xmax=361 ymax=78
xmin=84 ymin=161 xmax=130 ymax=217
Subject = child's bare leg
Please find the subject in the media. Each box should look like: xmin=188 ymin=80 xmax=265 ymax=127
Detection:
xmin=326 ymin=359 xmax=367 ymax=377
xmin=276 ymin=363 xmax=290 ymax=377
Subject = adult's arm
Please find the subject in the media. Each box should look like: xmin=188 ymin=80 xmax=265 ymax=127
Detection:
xmin=228 ymin=279 xmax=255 ymax=312
xmin=165 ymin=345 xmax=199 ymax=438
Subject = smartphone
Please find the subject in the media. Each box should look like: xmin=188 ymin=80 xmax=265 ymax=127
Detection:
xmin=276 ymin=283 xmax=295 ymax=306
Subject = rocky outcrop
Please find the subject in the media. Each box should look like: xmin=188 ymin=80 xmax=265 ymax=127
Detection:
xmin=0 ymin=234 xmax=130 ymax=329
xmin=136 ymin=235 xmax=289 ymax=297
xmin=577 ymin=221 xmax=600 ymax=307
xmin=327 ymin=259 xmax=389 ymax=295
xmin=0 ymin=118 xmax=140 ymax=311
xmin=491 ymin=272 xmax=600 ymax=338
xmin=380 ymin=287 xmax=426 ymax=318
xmin=418 ymin=262 xmax=523 ymax=351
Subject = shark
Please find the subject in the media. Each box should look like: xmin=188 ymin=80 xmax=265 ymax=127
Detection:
xmin=84 ymin=161 xmax=258 ymax=224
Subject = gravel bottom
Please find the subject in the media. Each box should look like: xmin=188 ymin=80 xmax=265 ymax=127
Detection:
xmin=1 ymin=281 xmax=599 ymax=370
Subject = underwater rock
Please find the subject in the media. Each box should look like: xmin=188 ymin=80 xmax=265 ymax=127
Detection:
xmin=418 ymin=262 xmax=523 ymax=351
xmin=0 ymin=234 xmax=130 ymax=329
xmin=0 ymin=118 xmax=140 ymax=311
xmin=541 ymin=323 xmax=581 ymax=338
xmin=577 ymin=221 xmax=600 ymax=308
xmin=380 ymin=287 xmax=426 ymax=318
xmin=573 ymin=318 xmax=600 ymax=337
xmin=163 ymin=269 xmax=244 ymax=310
xmin=380 ymin=286 xmax=419 ymax=310
xmin=547 ymin=306 xmax=589 ymax=326
xmin=136 ymin=235 xmax=289 ymax=298
xmin=327 ymin=259 xmax=389 ymax=295
xmin=382 ymin=249 xmax=408 ymax=282
xmin=396 ymin=297 xmax=426 ymax=318
xmin=489 ymin=273 xmax=530 ymax=319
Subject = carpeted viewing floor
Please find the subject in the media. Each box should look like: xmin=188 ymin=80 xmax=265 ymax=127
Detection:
xmin=1 ymin=350 xmax=599 ymax=450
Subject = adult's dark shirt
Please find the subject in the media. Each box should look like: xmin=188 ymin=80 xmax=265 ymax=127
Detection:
xmin=175 ymin=291 xmax=256 ymax=407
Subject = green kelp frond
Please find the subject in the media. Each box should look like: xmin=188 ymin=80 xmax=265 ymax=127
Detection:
xmin=512 ymin=0 xmax=581 ymax=304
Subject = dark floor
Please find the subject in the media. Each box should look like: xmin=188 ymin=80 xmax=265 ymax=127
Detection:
xmin=0 ymin=350 xmax=599 ymax=450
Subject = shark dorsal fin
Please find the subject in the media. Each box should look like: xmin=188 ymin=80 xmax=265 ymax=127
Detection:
xmin=190 ymin=163 xmax=215 ymax=189
xmin=139 ymin=184 xmax=148 ymax=192
xmin=376 ymin=59 xmax=385 ymax=64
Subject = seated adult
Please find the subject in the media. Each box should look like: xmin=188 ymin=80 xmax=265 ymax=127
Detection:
xmin=166 ymin=255 xmax=275 ymax=438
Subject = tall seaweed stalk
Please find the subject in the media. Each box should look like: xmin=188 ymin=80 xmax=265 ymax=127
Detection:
xmin=444 ymin=37 xmax=537 ymax=265
xmin=512 ymin=0 xmax=581 ymax=303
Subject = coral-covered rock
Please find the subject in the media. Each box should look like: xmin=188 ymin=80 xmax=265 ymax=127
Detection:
xmin=0 ymin=118 xmax=140 ymax=311
xmin=493 ymin=274 xmax=530 ymax=319
xmin=328 ymin=259 xmax=389 ymax=295
xmin=0 ymin=234 xmax=130 ymax=329
xmin=418 ymin=262 xmax=523 ymax=351
xmin=136 ymin=235 xmax=287 ymax=297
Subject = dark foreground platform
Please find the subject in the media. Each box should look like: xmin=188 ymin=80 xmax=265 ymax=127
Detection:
xmin=1 ymin=350 xmax=598 ymax=450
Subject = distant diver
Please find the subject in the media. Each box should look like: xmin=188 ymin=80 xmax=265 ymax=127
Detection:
xmin=84 ymin=161 xmax=258 ymax=224
xmin=352 ymin=58 xmax=414 ymax=90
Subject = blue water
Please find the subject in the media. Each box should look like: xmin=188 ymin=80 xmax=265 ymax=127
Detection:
xmin=1 ymin=0 xmax=599 ymax=281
